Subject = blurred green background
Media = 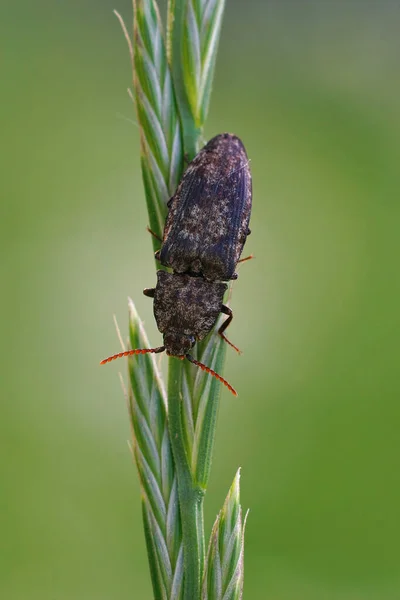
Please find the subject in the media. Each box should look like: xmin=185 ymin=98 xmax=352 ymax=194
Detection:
xmin=1 ymin=1 xmax=399 ymax=598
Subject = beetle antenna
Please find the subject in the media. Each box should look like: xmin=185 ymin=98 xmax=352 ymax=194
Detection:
xmin=186 ymin=354 xmax=237 ymax=396
xmin=100 ymin=346 xmax=165 ymax=365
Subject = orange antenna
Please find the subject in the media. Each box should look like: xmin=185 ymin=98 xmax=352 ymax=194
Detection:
xmin=100 ymin=346 xmax=165 ymax=365
xmin=186 ymin=354 xmax=237 ymax=396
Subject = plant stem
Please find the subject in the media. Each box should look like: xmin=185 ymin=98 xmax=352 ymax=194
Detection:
xmin=168 ymin=358 xmax=205 ymax=599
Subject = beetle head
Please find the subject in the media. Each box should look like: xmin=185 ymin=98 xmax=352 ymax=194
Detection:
xmin=164 ymin=333 xmax=195 ymax=357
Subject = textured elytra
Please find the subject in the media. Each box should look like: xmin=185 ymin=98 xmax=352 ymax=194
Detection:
xmin=153 ymin=271 xmax=227 ymax=356
xmin=158 ymin=133 xmax=252 ymax=281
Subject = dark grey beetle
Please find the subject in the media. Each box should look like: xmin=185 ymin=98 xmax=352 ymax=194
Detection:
xmin=101 ymin=134 xmax=252 ymax=395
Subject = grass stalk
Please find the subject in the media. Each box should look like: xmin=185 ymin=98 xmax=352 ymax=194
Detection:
xmin=168 ymin=359 xmax=205 ymax=598
xmin=111 ymin=1 xmax=248 ymax=598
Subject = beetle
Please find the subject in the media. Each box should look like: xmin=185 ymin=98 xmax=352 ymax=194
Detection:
xmin=101 ymin=133 xmax=252 ymax=396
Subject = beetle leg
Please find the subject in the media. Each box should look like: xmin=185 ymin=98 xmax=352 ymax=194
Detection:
xmin=146 ymin=227 xmax=162 ymax=262
xmin=219 ymin=305 xmax=242 ymax=354
xmin=146 ymin=226 xmax=162 ymax=242
xmin=143 ymin=288 xmax=155 ymax=298
xmin=238 ymin=254 xmax=254 ymax=264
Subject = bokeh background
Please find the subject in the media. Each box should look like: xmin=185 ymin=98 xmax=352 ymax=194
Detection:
xmin=1 ymin=1 xmax=400 ymax=598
